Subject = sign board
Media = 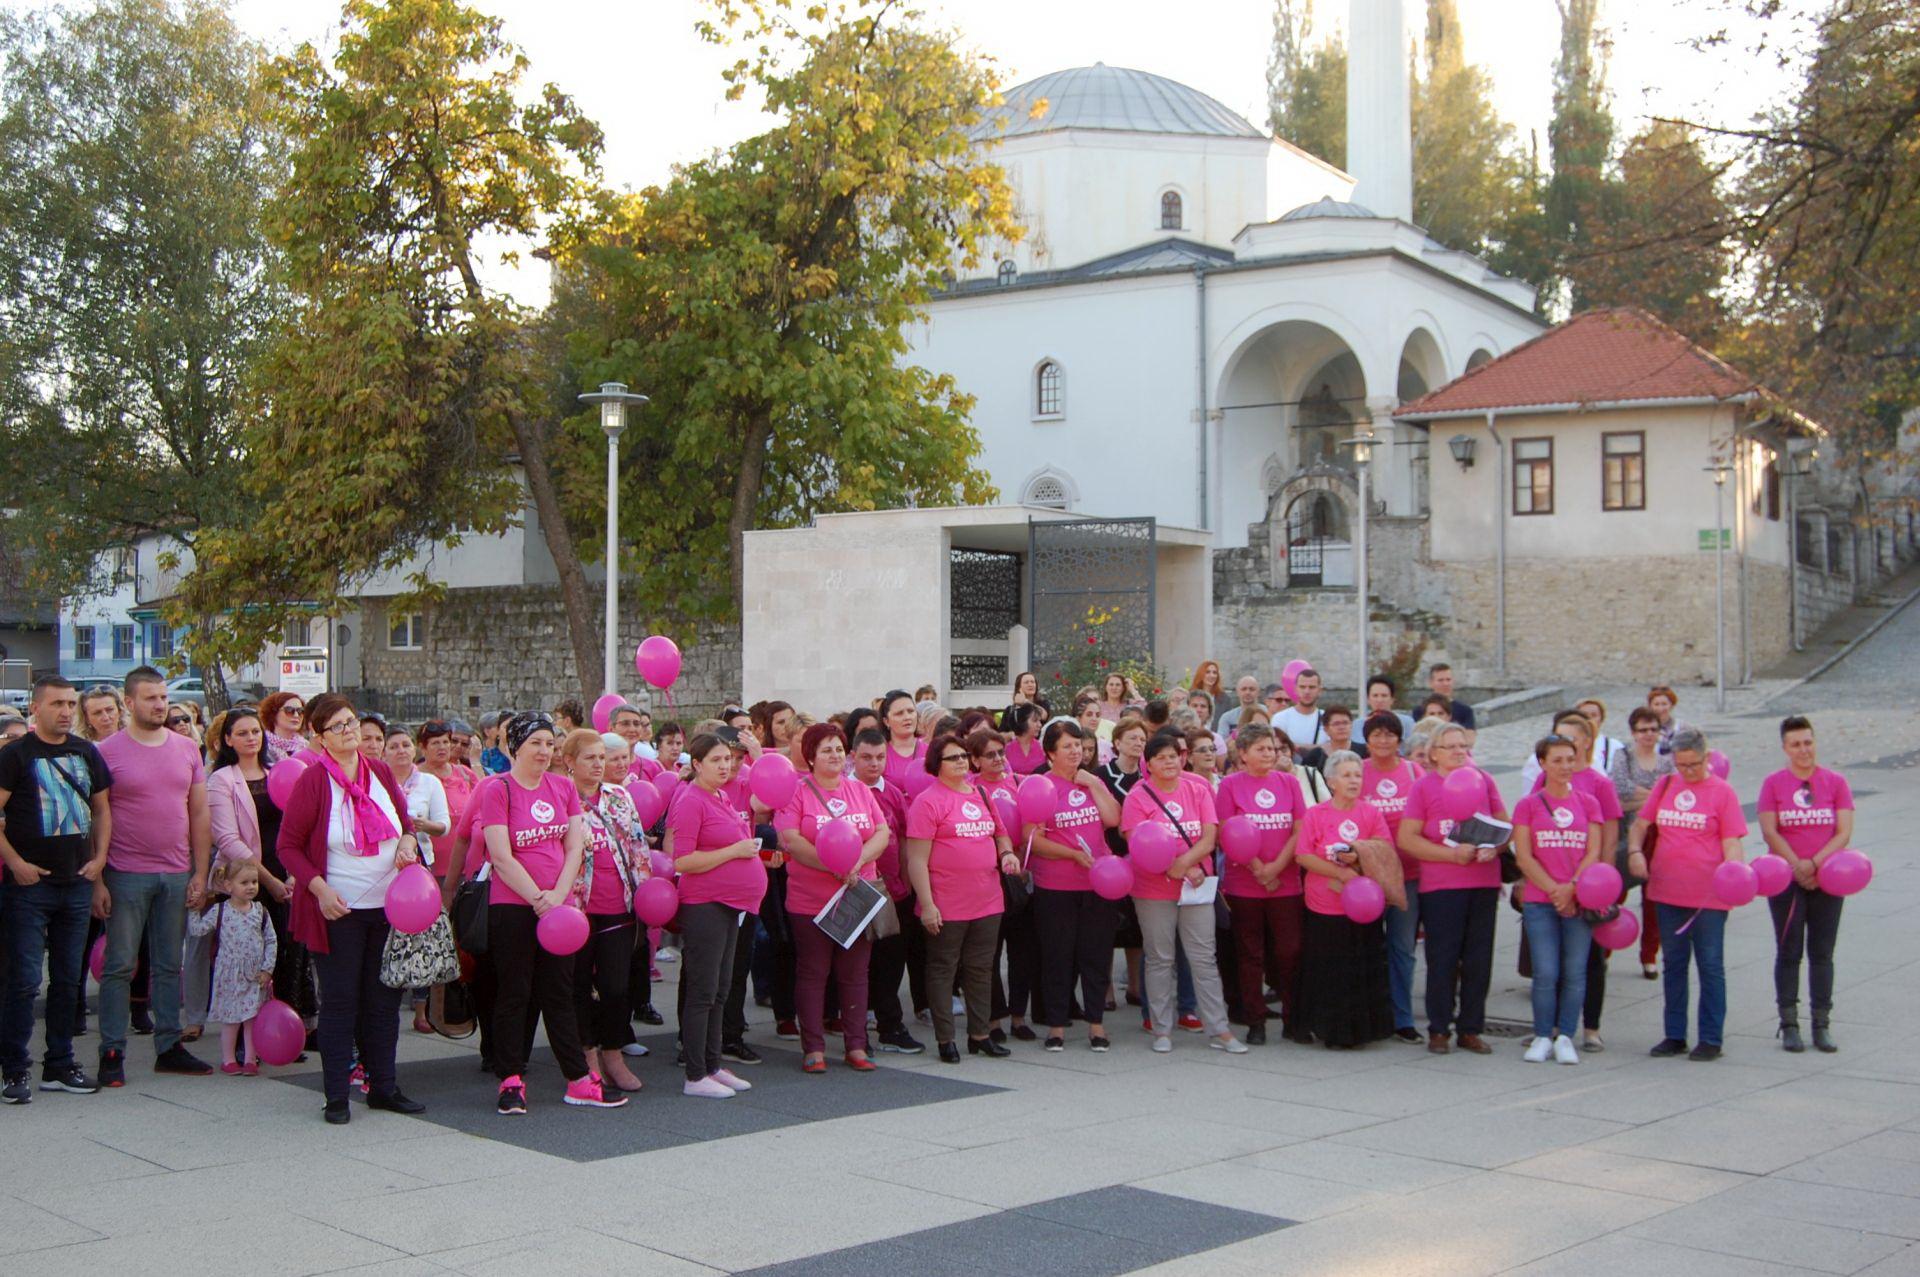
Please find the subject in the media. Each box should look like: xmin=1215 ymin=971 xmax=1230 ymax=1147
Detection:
xmin=1697 ymin=528 xmax=1731 ymax=552
xmin=278 ymin=646 xmax=329 ymax=696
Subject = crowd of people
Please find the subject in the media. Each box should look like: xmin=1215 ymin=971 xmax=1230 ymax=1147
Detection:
xmin=0 ymin=660 xmax=1859 ymax=1121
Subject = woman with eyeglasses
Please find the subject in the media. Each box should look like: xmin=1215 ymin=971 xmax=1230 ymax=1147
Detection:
xmin=906 ymin=731 xmax=1021 ymax=1063
xmin=964 ymin=727 xmax=1038 ymax=1044
xmin=1757 ymin=715 xmax=1854 ymax=1054
xmin=1610 ymin=706 xmax=1674 ymax=982
xmin=1626 ymin=727 xmax=1748 ymax=1061
xmin=259 ymin=693 xmax=307 ymax=758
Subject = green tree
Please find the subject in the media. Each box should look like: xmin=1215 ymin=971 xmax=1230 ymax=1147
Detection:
xmin=0 ymin=0 xmax=282 ymax=672
xmin=1266 ymin=0 xmax=1346 ymax=167
xmin=558 ymin=0 xmax=1018 ymax=614
xmin=1546 ymin=0 xmax=1616 ymax=309
xmin=174 ymin=0 xmax=611 ymax=692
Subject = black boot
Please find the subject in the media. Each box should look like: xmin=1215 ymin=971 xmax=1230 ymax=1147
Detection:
xmin=1812 ymin=1015 xmax=1837 ymax=1054
xmin=1778 ymin=1008 xmax=1804 ymax=1054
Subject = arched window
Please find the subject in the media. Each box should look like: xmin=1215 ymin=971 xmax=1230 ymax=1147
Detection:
xmin=1034 ymin=359 xmax=1063 ymax=417
xmin=1160 ymin=190 xmax=1183 ymax=230
xmin=996 ymin=259 xmax=1017 ymax=286
xmin=1024 ymin=474 xmax=1071 ymax=509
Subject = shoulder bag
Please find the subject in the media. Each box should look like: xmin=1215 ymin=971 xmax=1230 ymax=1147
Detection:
xmin=974 ymin=782 xmax=1032 ymax=918
xmin=380 ymin=910 xmax=461 ymax=989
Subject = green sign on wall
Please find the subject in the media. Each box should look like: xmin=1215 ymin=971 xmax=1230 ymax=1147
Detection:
xmin=1697 ymin=528 xmax=1731 ymax=552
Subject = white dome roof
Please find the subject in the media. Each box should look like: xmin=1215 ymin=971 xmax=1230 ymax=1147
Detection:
xmin=1279 ymin=197 xmax=1380 ymax=221
xmin=971 ymin=64 xmax=1265 ymax=142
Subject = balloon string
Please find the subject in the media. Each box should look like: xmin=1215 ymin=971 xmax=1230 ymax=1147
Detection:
xmin=1779 ymin=891 xmax=1798 ymax=949
xmin=1675 ymin=907 xmax=1700 ymax=937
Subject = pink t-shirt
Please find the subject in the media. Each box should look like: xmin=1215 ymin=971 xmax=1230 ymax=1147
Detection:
xmin=1119 ymin=773 xmax=1217 ymax=901
xmin=1298 ymin=801 xmax=1391 ymax=917
xmin=1757 ymin=767 xmax=1853 ymax=861
xmin=1644 ymin=774 xmax=1748 ymax=910
xmin=583 ymin=817 xmax=627 ymax=915
xmin=1513 ymin=788 xmax=1602 ymax=905
xmin=425 ymin=765 xmax=475 ymax=879
xmin=1004 ymin=737 xmax=1046 ymax=776
xmin=458 ymin=775 xmax=502 ymax=881
xmin=581 ymin=786 xmax=644 ymax=916
xmin=1030 ymin=772 xmax=1111 ymax=892
xmin=1361 ymin=757 xmax=1426 ymax=880
xmin=98 ymin=731 xmax=207 ymax=874
xmin=774 ymin=776 xmax=883 ymax=916
xmin=1401 ymin=768 xmax=1509 ymax=893
xmin=883 ymin=738 xmax=927 ymax=791
xmin=1530 ymin=766 xmax=1625 ymax=823
xmin=632 ymin=755 xmax=664 ymax=782
xmin=905 ymin=782 xmax=1009 ymax=922
xmin=479 ymin=773 xmax=582 ymax=906
xmin=1215 ymin=769 xmax=1307 ymax=899
xmin=667 ymin=782 xmax=766 ymax=912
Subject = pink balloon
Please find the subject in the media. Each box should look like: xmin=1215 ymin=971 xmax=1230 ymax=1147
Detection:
xmin=1090 ymin=856 xmax=1133 ymax=901
xmin=1575 ymin=862 xmax=1624 ymax=912
xmin=1441 ymin=766 xmax=1485 ymax=822
xmin=1016 ymin=774 xmax=1055 ymax=825
xmin=1342 ymin=876 xmax=1386 ymax=924
xmin=89 ymin=935 xmax=106 ymax=982
xmin=1281 ymin=658 xmax=1311 ymax=700
xmin=991 ymin=794 xmax=1020 ymax=835
xmin=265 ymin=757 xmax=307 ymax=810
xmin=1817 ymin=849 xmax=1872 ymax=897
xmin=654 ymin=770 xmax=681 ymax=804
xmin=1708 ymin=749 xmax=1731 ymax=780
xmin=649 ymin=850 xmax=676 ymax=880
xmin=748 ymin=751 xmax=799 ymax=810
xmin=1220 ymin=815 xmax=1261 ymax=866
xmin=1752 ymin=855 xmax=1793 ymax=898
xmin=633 ymin=876 xmax=680 ymax=927
xmin=815 ymin=818 xmax=863 ymax=876
xmin=1129 ymin=822 xmax=1179 ymax=875
xmin=591 ymin=693 xmax=627 ymax=734
xmin=634 ymin=635 xmax=682 ymax=689
xmin=627 ymin=778 xmax=665 ymax=827
xmin=1712 ymin=859 xmax=1758 ymax=908
xmin=537 ymin=904 xmax=590 ymax=956
xmin=384 ymin=863 xmax=441 ymax=934
xmin=1592 ymin=909 xmax=1641 ymax=951
xmin=904 ymin=769 xmax=935 ymax=799
xmin=253 ymin=999 xmax=305 ymax=1066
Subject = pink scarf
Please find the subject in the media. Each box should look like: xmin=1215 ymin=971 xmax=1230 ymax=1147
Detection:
xmin=312 ymin=751 xmax=398 ymax=856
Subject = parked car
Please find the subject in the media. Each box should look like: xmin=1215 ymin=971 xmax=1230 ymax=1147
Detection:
xmin=164 ymin=675 xmax=207 ymax=707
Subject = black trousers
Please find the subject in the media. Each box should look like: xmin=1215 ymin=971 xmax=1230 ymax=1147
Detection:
xmin=868 ymin=898 xmax=911 ymax=1036
xmin=573 ymin=914 xmax=637 ymax=1049
xmin=1770 ymin=884 xmax=1843 ymax=1015
xmin=489 ymin=904 xmax=588 ymax=1083
xmin=1583 ymin=944 xmax=1609 ymax=1031
xmin=990 ymin=900 xmax=1039 ymax=1021
xmin=725 ymin=866 xmax=790 ymax=1039
xmin=902 ymin=897 xmax=930 ymax=1015
xmin=1033 ymin=887 xmax=1116 ymax=1028
xmin=1422 ymin=887 xmax=1497 ymax=1037
xmin=312 ymin=908 xmax=402 ymax=1105
xmin=679 ymin=902 xmax=740 ymax=1081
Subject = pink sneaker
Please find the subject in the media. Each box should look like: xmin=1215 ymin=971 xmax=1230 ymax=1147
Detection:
xmin=220 ymin=1062 xmax=242 ymax=1076
xmin=350 ymin=1063 xmax=370 ymax=1094
xmin=683 ymin=1076 xmax=734 ymax=1099
xmin=710 ymin=1067 xmax=752 ymax=1093
xmin=241 ymin=1062 xmax=259 ymax=1077
xmin=563 ymin=1072 xmax=628 ymax=1109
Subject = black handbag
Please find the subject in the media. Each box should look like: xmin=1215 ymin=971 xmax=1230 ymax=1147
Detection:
xmin=976 ymin=783 xmax=1033 ymax=918
xmin=451 ymin=869 xmax=490 ymax=955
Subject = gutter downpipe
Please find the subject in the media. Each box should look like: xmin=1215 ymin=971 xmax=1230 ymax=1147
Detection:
xmin=1195 ymin=265 xmax=1210 ymax=531
xmin=1485 ymin=408 xmax=1507 ymax=678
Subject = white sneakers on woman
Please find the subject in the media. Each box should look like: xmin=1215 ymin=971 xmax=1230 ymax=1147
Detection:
xmin=1525 ymin=1035 xmax=1581 ymax=1064
xmin=683 ymin=1076 xmax=735 ymax=1099
xmin=711 ymin=1068 xmax=752 ymax=1092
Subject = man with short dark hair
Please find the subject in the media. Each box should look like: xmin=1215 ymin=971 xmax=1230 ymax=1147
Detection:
xmin=0 ymin=677 xmax=113 ymax=1101
xmin=1274 ymin=669 xmax=1327 ymax=757
xmin=1216 ymin=676 xmax=1261 ymax=735
xmin=1429 ymin=664 xmax=1476 ymax=746
xmin=1367 ymin=675 xmax=1417 ymax=748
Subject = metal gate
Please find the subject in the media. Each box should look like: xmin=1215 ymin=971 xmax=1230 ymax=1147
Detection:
xmin=949 ymin=548 xmax=1021 ymax=691
xmin=1028 ymin=516 xmax=1155 ymax=689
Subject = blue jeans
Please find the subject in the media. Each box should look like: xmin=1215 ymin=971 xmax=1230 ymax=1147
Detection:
xmin=1 ymin=878 xmax=94 ymax=1074
xmin=100 ymin=869 xmax=189 ymax=1056
xmin=1521 ymin=902 xmax=1593 ymax=1039
xmin=1385 ymin=879 xmax=1422 ymax=1030
xmin=1656 ymin=903 xmax=1728 ymax=1047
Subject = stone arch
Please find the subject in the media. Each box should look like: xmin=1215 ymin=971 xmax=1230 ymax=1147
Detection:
xmin=1462 ymin=331 xmax=1500 ymax=375
xmin=1397 ymin=324 xmax=1449 ymax=403
xmin=1018 ymin=465 xmax=1079 ymax=510
xmin=1268 ymin=467 xmax=1357 ymax=588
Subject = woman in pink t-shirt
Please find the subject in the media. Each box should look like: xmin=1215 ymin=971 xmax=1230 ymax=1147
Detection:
xmin=563 ymin=729 xmax=649 ymax=1094
xmin=775 ymin=723 xmax=889 ymax=1073
xmin=904 ymin=731 xmax=1021 ymax=1064
xmin=1757 ymin=715 xmax=1855 ymax=1053
xmin=1215 ymin=723 xmax=1307 ymax=1046
xmin=1001 ymin=702 xmax=1047 ymax=776
xmin=1395 ymin=722 xmax=1508 ymax=1055
xmin=1625 ymin=727 xmax=1748 ymax=1060
xmin=1513 ymin=735 xmax=1602 ymax=1065
xmin=1294 ymin=751 xmax=1395 ymax=1048
xmin=1359 ymin=710 xmax=1426 ymax=1043
xmin=1119 ymin=731 xmax=1245 ymax=1055
xmin=968 ymin=727 xmax=1037 ymax=1042
xmin=1025 ymin=720 xmax=1122 ymax=1051
xmin=879 ymin=692 xmax=928 ymax=793
xmin=480 ymin=713 xmax=625 ymax=1114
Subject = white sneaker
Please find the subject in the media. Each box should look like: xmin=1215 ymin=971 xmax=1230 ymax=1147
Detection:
xmin=951 ymin=995 xmax=966 ymax=1015
xmin=620 ymin=1042 xmax=650 ymax=1057
xmin=1553 ymin=1035 xmax=1580 ymax=1065
xmin=1523 ymin=1035 xmax=1554 ymax=1063
xmin=1210 ymin=1035 xmax=1249 ymax=1055
xmin=656 ymin=946 xmax=679 ymax=963
xmin=1152 ymin=1036 xmax=1173 ymax=1054
xmin=683 ymin=1076 xmax=734 ymax=1099
xmin=710 ymin=1068 xmax=752 ymax=1092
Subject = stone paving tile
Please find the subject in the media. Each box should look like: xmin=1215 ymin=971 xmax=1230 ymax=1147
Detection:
xmin=1498 ymin=1146 xmax=1753 ymax=1202
xmin=1709 ymin=1175 xmax=1920 ymax=1239
xmin=420 ymin=1225 xmax=726 ymax=1275
xmin=16 ymin=1214 xmax=405 ymax=1276
xmin=0 ymin=1194 xmax=102 ymax=1259
xmin=1589 ymin=1101 xmax=1883 ymax=1176
xmin=1503 ymin=1233 xmax=1824 ymax=1276
xmin=1327 ymin=1099 xmax=1631 ymax=1170
xmin=1130 ymin=1160 xmax=1393 ymax=1221
xmin=1234 ymin=1140 xmax=1482 ymax=1193
xmin=1852 ymin=1246 xmax=1920 ymax=1276
xmin=1627 ymin=1199 xmax=1912 ymax=1274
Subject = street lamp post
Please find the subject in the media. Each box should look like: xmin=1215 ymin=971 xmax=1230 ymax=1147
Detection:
xmin=1341 ymin=430 xmax=1378 ymax=695
xmin=577 ymin=381 xmax=650 ymax=698
xmin=1708 ymin=463 xmax=1732 ymax=711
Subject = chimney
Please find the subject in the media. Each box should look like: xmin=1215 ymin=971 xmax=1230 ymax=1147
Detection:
xmin=1346 ymin=0 xmax=1413 ymax=221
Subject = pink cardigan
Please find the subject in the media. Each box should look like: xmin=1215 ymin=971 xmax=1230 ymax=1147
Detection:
xmin=207 ymin=765 xmax=263 ymax=866
xmin=275 ymin=754 xmax=413 ymax=954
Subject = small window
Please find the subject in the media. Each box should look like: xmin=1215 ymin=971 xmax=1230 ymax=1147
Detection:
xmin=149 ymin=623 xmax=174 ymax=659
xmin=112 ymin=625 xmax=134 ymax=661
xmin=996 ymin=259 xmax=1017 ymax=286
xmin=1024 ymin=475 xmax=1071 ymax=509
xmin=1827 ymin=525 xmax=1848 ymax=576
xmin=1035 ymin=360 xmax=1063 ymax=418
xmin=388 ymin=612 xmax=424 ymax=650
xmin=1602 ymin=431 xmax=1644 ymax=510
xmin=111 ymin=548 xmax=135 ymax=585
xmin=1513 ymin=437 xmax=1554 ymax=515
xmin=1796 ymin=517 xmax=1821 ymax=570
xmin=73 ymin=625 xmax=95 ymax=661
xmin=1761 ymin=458 xmax=1781 ymax=521
xmin=283 ymin=617 xmax=308 ymax=647
xmin=1160 ymin=190 xmax=1183 ymax=230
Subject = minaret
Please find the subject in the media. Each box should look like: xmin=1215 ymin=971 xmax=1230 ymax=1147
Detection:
xmin=1346 ymin=0 xmax=1413 ymax=220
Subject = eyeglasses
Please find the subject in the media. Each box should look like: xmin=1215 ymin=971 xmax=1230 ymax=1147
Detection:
xmin=320 ymin=719 xmax=359 ymax=738
xmin=166 ymin=716 xmax=191 ymax=728
xmin=939 ymin=753 xmax=970 ymax=765
xmin=1633 ymin=725 xmax=1660 ymax=734
xmin=980 ymin=749 xmax=1005 ymax=761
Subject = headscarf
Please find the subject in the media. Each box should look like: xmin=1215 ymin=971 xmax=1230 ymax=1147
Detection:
xmin=311 ymin=749 xmax=399 ymax=856
xmin=505 ymin=711 xmax=555 ymax=757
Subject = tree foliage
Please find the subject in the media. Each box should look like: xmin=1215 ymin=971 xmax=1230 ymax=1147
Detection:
xmin=1545 ymin=0 xmax=1616 ymax=310
xmin=556 ymin=0 xmax=1018 ymax=616
xmin=1266 ymin=0 xmax=1346 ymax=168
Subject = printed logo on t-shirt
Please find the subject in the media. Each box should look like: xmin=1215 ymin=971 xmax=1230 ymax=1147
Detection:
xmin=1165 ymin=801 xmax=1184 ymax=820
xmin=1375 ymin=777 xmax=1399 ymax=799
xmin=1067 ymin=788 xmax=1088 ymax=808
xmin=827 ymin=797 xmax=847 ymax=816
xmin=1674 ymin=789 xmax=1697 ymax=814
xmin=1551 ymin=804 xmax=1575 ymax=828
xmin=1337 ymin=818 xmax=1360 ymax=842
xmin=1792 ymin=788 xmax=1813 ymax=810
xmin=1251 ymin=786 xmax=1276 ymax=810
xmin=960 ymin=801 xmax=983 ymax=821
xmin=530 ymin=799 xmax=557 ymax=824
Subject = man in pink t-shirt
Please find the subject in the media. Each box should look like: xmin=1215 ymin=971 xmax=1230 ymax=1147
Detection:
xmin=94 ymin=667 xmax=213 ymax=1082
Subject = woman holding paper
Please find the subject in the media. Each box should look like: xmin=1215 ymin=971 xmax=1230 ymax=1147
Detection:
xmin=1027 ymin=720 xmax=1122 ymax=1051
xmin=1395 ymin=723 xmax=1508 ymax=1056
xmin=1295 ymin=751 xmax=1395 ymax=1048
xmin=776 ymin=723 xmax=888 ymax=1074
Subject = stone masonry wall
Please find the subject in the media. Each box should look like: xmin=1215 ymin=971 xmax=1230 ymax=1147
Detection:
xmin=360 ymin=587 xmax=742 ymax=722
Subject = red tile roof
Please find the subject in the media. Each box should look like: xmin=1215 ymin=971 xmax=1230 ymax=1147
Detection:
xmin=1396 ymin=307 xmax=1761 ymax=418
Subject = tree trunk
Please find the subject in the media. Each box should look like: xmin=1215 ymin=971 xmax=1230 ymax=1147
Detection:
xmin=727 ymin=409 xmax=775 ymax=609
xmin=510 ymin=411 xmax=606 ymax=701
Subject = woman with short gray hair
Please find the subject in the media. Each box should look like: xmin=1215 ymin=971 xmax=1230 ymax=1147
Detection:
xmin=1296 ymin=752 xmax=1395 ymax=1047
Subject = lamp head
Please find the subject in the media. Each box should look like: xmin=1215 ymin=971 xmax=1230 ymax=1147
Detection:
xmin=1447 ymin=434 xmax=1476 ymax=469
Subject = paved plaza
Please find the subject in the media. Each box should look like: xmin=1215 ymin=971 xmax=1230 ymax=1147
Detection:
xmin=5 ymin=601 xmax=1919 ymax=1276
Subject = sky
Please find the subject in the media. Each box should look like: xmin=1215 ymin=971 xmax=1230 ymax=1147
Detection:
xmin=221 ymin=0 xmax=1808 ymax=302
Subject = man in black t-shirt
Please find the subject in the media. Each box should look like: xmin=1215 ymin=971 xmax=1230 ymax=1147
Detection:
xmin=1428 ymin=663 xmax=1477 ymax=747
xmin=0 ymin=676 xmax=112 ymax=1101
